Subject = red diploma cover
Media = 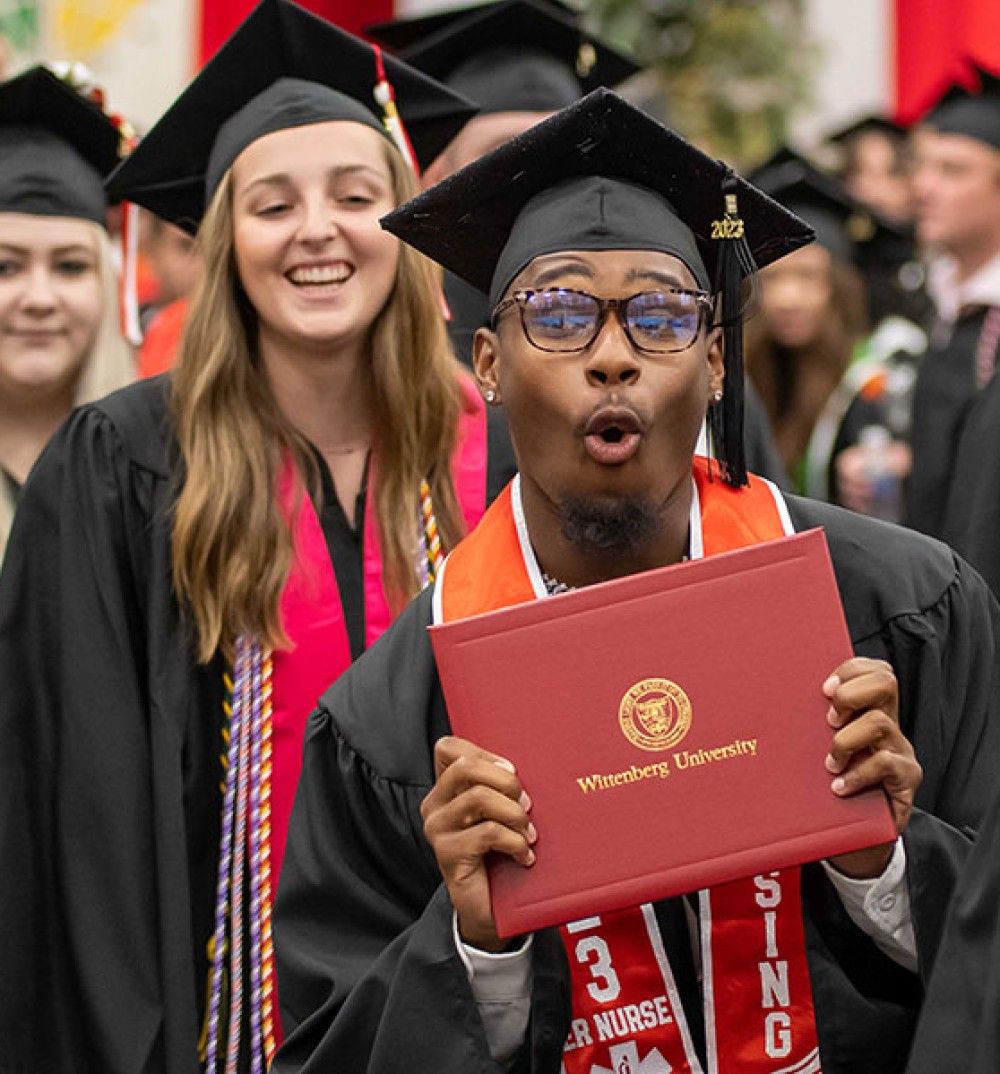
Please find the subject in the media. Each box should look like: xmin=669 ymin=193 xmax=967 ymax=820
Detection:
xmin=429 ymin=528 xmax=897 ymax=938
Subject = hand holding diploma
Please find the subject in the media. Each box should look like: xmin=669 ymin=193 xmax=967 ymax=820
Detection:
xmin=824 ymin=657 xmax=923 ymax=878
xmin=422 ymin=736 xmax=535 ymax=953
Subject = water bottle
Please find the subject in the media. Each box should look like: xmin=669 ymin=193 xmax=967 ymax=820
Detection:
xmin=859 ymin=424 xmax=901 ymax=523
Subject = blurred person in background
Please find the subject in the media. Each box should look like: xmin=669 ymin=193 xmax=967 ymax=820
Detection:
xmin=137 ymin=212 xmax=203 ymax=377
xmin=140 ymin=213 xmax=202 ymax=326
xmin=906 ymin=66 xmax=1000 ymax=539
xmin=749 ymin=150 xmax=927 ymax=517
xmin=746 ymin=152 xmax=874 ymax=499
xmin=829 ymin=113 xmax=914 ymax=225
xmin=827 ymin=113 xmax=931 ymax=335
xmin=0 ymin=65 xmax=134 ymax=559
xmin=0 ymin=2 xmax=515 ymax=1071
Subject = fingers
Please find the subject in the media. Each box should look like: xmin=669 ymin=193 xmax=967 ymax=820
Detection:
xmin=822 ymin=661 xmax=920 ymax=837
xmin=424 ymin=782 xmax=537 ymax=866
xmin=422 ymin=736 xmax=534 ymax=953
xmin=823 ymin=657 xmax=898 ymax=728
xmin=824 ymin=707 xmax=922 ymax=837
xmin=433 ymin=814 xmax=537 ymax=873
xmin=825 ymin=707 xmax=906 ymax=775
xmin=424 ymin=734 xmax=528 ymax=809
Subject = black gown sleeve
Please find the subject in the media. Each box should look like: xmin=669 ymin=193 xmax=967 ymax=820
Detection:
xmin=942 ymin=370 xmax=1000 ymax=600
xmin=904 ymin=783 xmax=1000 ymax=1073
xmin=0 ymin=405 xmax=170 ymax=1072
xmin=274 ymin=590 xmax=569 ymax=1073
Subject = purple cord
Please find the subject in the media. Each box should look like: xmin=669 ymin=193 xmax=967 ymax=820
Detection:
xmin=204 ymin=643 xmax=247 ymax=1073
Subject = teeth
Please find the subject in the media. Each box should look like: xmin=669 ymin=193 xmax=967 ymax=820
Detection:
xmin=288 ymin=264 xmax=351 ymax=285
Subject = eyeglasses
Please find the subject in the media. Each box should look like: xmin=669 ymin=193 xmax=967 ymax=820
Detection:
xmin=491 ymin=287 xmax=715 ymax=355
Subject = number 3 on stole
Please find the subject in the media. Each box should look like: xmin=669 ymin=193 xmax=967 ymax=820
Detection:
xmin=575 ymin=936 xmax=622 ymax=1003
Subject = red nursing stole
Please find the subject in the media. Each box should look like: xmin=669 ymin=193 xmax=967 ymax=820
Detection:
xmin=436 ymin=459 xmax=823 ymax=1074
xmin=267 ymin=374 xmax=489 ymax=893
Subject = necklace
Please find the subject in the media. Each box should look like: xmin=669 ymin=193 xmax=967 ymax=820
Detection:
xmin=542 ymin=554 xmax=691 ymax=597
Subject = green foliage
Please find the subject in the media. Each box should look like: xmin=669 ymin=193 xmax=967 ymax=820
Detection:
xmin=584 ymin=0 xmax=816 ymax=166
xmin=0 ymin=0 xmax=38 ymax=52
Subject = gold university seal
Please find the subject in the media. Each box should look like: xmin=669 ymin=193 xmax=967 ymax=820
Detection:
xmin=619 ymin=678 xmax=692 ymax=752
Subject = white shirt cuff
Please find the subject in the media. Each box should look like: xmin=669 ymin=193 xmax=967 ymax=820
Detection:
xmin=453 ymin=912 xmax=533 ymax=1065
xmin=821 ymin=838 xmax=917 ymax=973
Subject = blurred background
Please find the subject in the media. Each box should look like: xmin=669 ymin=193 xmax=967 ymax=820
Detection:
xmin=3 ymin=0 xmax=999 ymax=165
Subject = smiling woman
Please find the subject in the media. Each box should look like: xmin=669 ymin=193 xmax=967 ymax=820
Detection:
xmin=0 ymin=3 xmax=515 ymax=1074
xmin=0 ymin=69 xmax=134 ymax=559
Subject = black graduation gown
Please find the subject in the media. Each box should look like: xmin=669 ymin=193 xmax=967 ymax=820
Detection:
xmin=0 ymin=375 xmax=516 ymax=1074
xmin=906 ymin=308 xmax=999 ymax=538
xmin=272 ymin=497 xmax=1000 ymax=1074
xmin=940 ymin=368 xmax=1000 ymax=599
xmin=904 ymin=775 xmax=1000 ymax=1073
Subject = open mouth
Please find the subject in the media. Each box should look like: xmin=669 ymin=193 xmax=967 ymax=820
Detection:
xmin=583 ymin=408 xmax=643 ymax=465
xmin=286 ymin=262 xmax=353 ymax=287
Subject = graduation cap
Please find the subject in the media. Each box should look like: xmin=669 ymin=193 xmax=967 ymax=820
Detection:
xmin=366 ymin=0 xmax=580 ymax=50
xmin=748 ymin=148 xmax=901 ymax=265
xmin=924 ymin=63 xmax=1000 ymax=150
xmin=105 ymin=0 xmax=478 ymax=234
xmin=382 ymin=88 xmax=814 ymax=486
xmin=366 ymin=0 xmax=640 ymax=115
xmin=826 ymin=113 xmax=908 ymax=146
xmin=0 ymin=65 xmax=125 ymax=225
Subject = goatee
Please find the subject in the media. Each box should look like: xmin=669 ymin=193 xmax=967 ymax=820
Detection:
xmin=559 ymin=495 xmax=661 ymax=555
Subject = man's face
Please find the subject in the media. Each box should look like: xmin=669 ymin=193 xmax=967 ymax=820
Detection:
xmin=912 ymin=128 xmax=1000 ymax=253
xmin=474 ymin=248 xmax=723 ymax=542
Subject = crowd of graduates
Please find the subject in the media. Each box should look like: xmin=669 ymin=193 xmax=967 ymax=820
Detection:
xmin=2 ymin=1 xmax=1000 ymax=1071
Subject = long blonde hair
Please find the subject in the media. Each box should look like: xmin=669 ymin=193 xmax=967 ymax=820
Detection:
xmin=171 ymin=136 xmax=464 ymax=663
xmin=0 ymin=221 xmax=135 ymax=556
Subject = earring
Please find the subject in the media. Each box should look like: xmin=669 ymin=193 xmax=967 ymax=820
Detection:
xmin=712 ymin=390 xmax=723 ymax=403
xmin=485 ymin=389 xmax=497 ymax=404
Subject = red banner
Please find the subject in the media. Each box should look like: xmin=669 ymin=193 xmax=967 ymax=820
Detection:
xmin=894 ymin=0 xmax=1000 ymax=123
xmin=198 ymin=0 xmax=394 ymax=66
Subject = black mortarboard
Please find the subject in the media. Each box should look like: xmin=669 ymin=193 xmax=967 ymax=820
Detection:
xmin=924 ymin=64 xmax=1000 ymax=150
xmin=748 ymin=148 xmax=899 ymax=265
xmin=366 ymin=0 xmax=578 ymax=50
xmin=105 ymin=0 xmax=477 ymax=234
xmin=0 ymin=65 xmax=123 ymax=225
xmin=366 ymin=0 xmax=640 ymax=114
xmin=382 ymin=89 xmax=813 ymax=486
xmin=826 ymin=113 xmax=908 ymax=145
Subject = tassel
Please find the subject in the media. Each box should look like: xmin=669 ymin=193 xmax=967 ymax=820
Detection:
xmin=372 ymin=44 xmax=419 ymax=174
xmin=709 ymin=171 xmax=756 ymax=488
xmin=371 ymin=45 xmax=452 ymax=321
